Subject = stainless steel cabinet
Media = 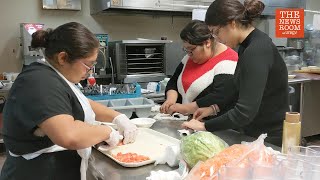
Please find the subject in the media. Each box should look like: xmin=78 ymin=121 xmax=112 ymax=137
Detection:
xmin=90 ymin=0 xmax=305 ymax=15
xmin=122 ymin=0 xmax=158 ymax=9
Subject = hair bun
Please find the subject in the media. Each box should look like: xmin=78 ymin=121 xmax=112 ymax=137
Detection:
xmin=31 ymin=29 xmax=53 ymax=49
xmin=244 ymin=0 xmax=265 ymax=21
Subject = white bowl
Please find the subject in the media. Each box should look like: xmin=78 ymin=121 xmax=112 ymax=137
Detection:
xmin=130 ymin=118 xmax=156 ymax=128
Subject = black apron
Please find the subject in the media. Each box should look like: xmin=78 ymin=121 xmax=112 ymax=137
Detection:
xmin=0 ymin=150 xmax=81 ymax=180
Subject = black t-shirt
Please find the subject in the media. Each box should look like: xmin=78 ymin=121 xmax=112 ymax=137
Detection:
xmin=204 ymin=29 xmax=289 ymax=145
xmin=2 ymin=62 xmax=84 ymax=155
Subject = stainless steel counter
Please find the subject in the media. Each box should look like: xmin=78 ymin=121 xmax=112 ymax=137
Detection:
xmin=288 ymin=73 xmax=320 ymax=84
xmin=288 ymin=78 xmax=311 ymax=84
xmin=89 ymin=120 xmax=280 ymax=180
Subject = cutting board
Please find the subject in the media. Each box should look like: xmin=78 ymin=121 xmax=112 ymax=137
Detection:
xmin=97 ymin=128 xmax=180 ymax=167
xmin=294 ymin=67 xmax=320 ymax=74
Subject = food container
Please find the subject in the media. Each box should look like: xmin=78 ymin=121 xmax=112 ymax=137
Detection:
xmin=130 ymin=118 xmax=156 ymax=128
xmin=97 ymin=97 xmax=154 ymax=118
xmin=286 ymin=64 xmax=299 ymax=75
xmin=285 ymin=55 xmax=301 ymax=65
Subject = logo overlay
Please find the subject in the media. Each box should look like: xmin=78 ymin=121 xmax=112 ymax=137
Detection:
xmin=276 ymin=9 xmax=304 ymax=38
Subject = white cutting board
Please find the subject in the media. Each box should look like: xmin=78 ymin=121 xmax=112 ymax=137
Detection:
xmin=97 ymin=128 xmax=180 ymax=167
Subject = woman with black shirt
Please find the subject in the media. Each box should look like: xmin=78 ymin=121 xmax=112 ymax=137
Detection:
xmin=160 ymin=20 xmax=238 ymax=117
xmin=182 ymin=0 xmax=289 ymax=146
xmin=0 ymin=22 xmax=137 ymax=180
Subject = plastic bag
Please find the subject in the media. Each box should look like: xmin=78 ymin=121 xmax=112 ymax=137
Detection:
xmin=154 ymin=145 xmax=180 ymax=167
xmin=180 ymin=132 xmax=229 ymax=168
xmin=186 ymin=144 xmax=250 ymax=180
xmin=226 ymin=134 xmax=273 ymax=168
xmin=147 ymin=160 xmax=189 ymax=180
xmin=186 ymin=134 xmax=277 ymax=180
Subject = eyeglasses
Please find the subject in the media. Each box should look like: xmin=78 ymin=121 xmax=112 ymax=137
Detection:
xmin=182 ymin=46 xmax=197 ymax=55
xmin=80 ymin=61 xmax=97 ymax=73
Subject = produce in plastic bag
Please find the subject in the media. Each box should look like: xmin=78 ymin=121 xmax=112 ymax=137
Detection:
xmin=186 ymin=144 xmax=249 ymax=180
xmin=186 ymin=134 xmax=276 ymax=180
xmin=180 ymin=132 xmax=228 ymax=168
xmin=226 ymin=134 xmax=275 ymax=168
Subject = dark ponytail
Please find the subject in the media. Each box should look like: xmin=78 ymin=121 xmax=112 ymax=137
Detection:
xmin=205 ymin=0 xmax=265 ymax=27
xmin=180 ymin=20 xmax=214 ymax=46
xmin=244 ymin=0 xmax=265 ymax=23
xmin=30 ymin=22 xmax=99 ymax=63
xmin=31 ymin=29 xmax=53 ymax=49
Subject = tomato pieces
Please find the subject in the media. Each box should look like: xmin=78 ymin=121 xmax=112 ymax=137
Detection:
xmin=112 ymin=152 xmax=150 ymax=163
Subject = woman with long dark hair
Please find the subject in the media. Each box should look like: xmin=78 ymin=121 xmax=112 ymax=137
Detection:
xmin=182 ymin=0 xmax=289 ymax=146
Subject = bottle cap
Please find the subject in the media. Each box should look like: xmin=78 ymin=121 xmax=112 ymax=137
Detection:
xmin=285 ymin=112 xmax=300 ymax=123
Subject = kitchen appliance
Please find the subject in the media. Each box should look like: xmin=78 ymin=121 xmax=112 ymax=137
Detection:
xmin=108 ymin=40 xmax=171 ymax=83
xmin=20 ymin=23 xmax=45 ymax=65
xmin=285 ymin=55 xmax=301 ymax=74
xmin=0 ymin=83 xmax=10 ymax=135
xmin=305 ymin=29 xmax=320 ymax=67
xmin=95 ymin=34 xmax=109 ymax=77
xmin=164 ymin=41 xmax=185 ymax=76
xmin=0 ymin=82 xmax=11 ymax=107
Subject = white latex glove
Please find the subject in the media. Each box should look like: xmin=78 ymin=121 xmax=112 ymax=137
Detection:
xmin=112 ymin=114 xmax=138 ymax=144
xmin=105 ymin=126 xmax=123 ymax=148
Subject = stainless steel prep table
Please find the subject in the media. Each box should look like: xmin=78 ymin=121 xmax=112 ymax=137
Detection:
xmin=90 ymin=120 xmax=280 ymax=180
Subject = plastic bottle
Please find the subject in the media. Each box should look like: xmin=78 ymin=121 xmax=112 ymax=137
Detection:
xmin=281 ymin=112 xmax=301 ymax=154
xmin=87 ymin=74 xmax=96 ymax=86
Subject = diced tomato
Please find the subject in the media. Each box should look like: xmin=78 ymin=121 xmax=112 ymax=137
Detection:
xmin=112 ymin=152 xmax=150 ymax=163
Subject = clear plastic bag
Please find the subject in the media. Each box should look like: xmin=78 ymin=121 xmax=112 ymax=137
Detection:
xmin=186 ymin=144 xmax=250 ymax=180
xmin=186 ymin=134 xmax=279 ymax=180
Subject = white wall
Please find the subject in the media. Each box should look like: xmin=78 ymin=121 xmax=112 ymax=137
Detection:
xmin=0 ymin=0 xmax=190 ymax=73
xmin=3 ymin=0 xmax=312 ymax=73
